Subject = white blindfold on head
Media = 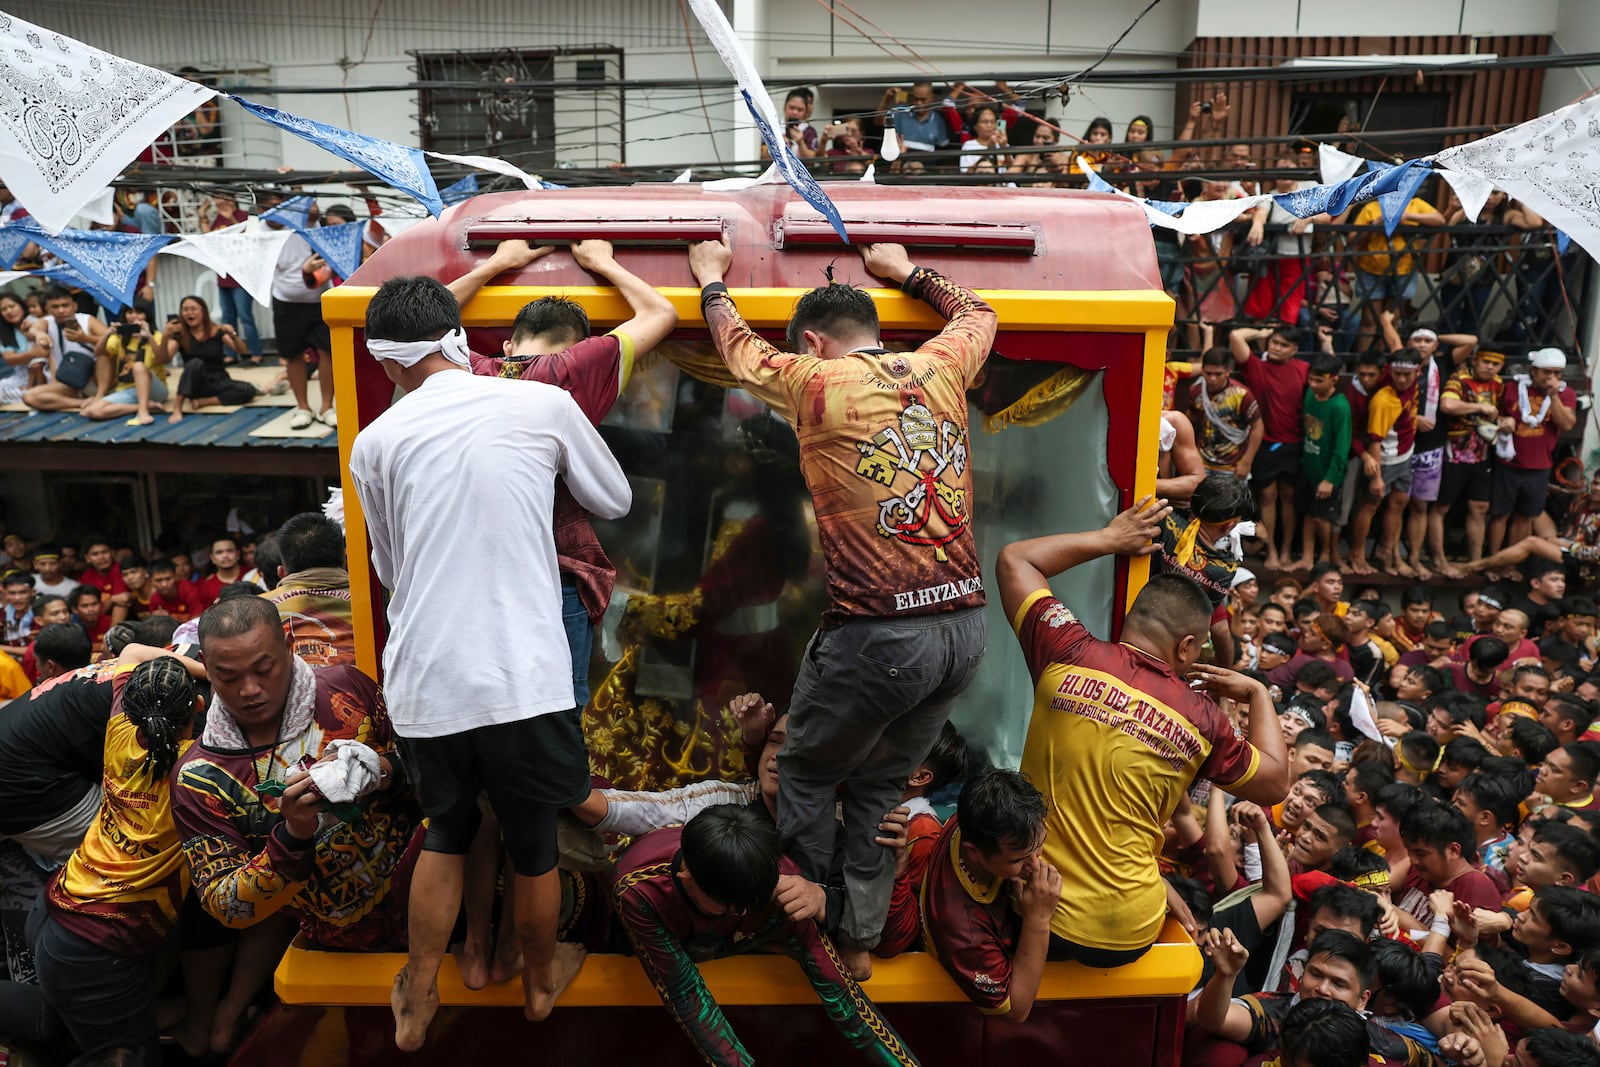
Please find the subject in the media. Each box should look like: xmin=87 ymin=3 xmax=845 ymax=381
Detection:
xmin=367 ymin=327 xmax=470 ymax=368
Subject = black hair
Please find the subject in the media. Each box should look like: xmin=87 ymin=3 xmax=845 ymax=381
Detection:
xmin=149 ymin=557 xmax=176 ymax=575
xmin=1328 ymin=845 xmax=1389 ymax=883
xmin=787 ymin=283 xmax=879 ymax=351
xmin=34 ymin=622 xmax=92 ymax=671
xmin=1083 ymin=116 xmax=1113 ymax=139
xmin=2 ymin=571 xmax=32 ymax=588
xmin=1400 ymin=799 xmax=1478 ymax=863
xmin=957 ymin=768 xmax=1046 ymax=856
xmin=1454 ymin=772 xmax=1525 ymax=831
xmin=1299 ymin=769 xmax=1343 ymax=807
xmin=1534 ymin=823 xmax=1600 ymax=882
xmin=217 ymin=581 xmax=262 ymax=602
xmin=1295 ymin=729 xmax=1337 ymax=754
xmin=69 ymin=583 xmax=100 ymax=608
xmin=1512 ymin=663 xmax=1552 ymax=686
xmin=1295 ymin=661 xmax=1339 ymax=692
xmin=1307 ymin=929 xmax=1374 ymax=989
xmin=1534 ymin=885 xmax=1600 ymax=959
xmin=102 ymin=622 xmax=139 ymax=658
xmin=509 ymin=297 xmax=590 ymax=348
xmin=42 ymin=285 xmax=75 ymax=304
xmin=1441 ymin=736 xmax=1489 ymax=772
xmin=1311 ymin=803 xmax=1357 ymax=846
xmin=1468 ymin=636 xmax=1510 ymax=672
xmin=1548 ymin=697 xmax=1599 ymax=735
xmin=1279 ymin=998 xmax=1370 ymax=1067
xmin=275 ymin=512 xmax=346 ymax=575
xmin=1565 ymin=742 xmax=1600 ymax=790
xmin=1347 ymin=760 xmax=1395 ymax=805
xmin=321 ymin=203 xmax=356 ymax=224
xmin=1524 ymin=1027 xmax=1600 ymax=1067
xmin=119 ymin=555 xmax=150 ymax=573
xmin=1368 ymin=937 xmax=1442 ymax=1021
xmin=1308 ymin=352 xmax=1343 ymax=378
xmin=1354 ymin=351 xmax=1386 ymax=370
xmin=921 ymin=721 xmax=975 ymax=794
xmin=1563 ymin=597 xmax=1599 ymax=619
xmin=198 ymin=595 xmax=281 ymax=649
xmin=134 ymin=615 xmax=179 ymax=649
xmin=1397 ymin=732 xmax=1439 ymax=774
xmin=253 ymin=534 xmax=283 ymax=592
xmin=1309 ymin=561 xmax=1341 ymax=585
xmin=1200 ymin=346 xmax=1232 ymax=369
xmin=33 ymin=594 xmax=66 ymax=618
xmin=120 ymin=657 xmax=198 ymax=779
xmin=1189 ymin=472 xmax=1254 ymax=525
xmin=1411 ymin=666 xmax=1449 ymax=699
xmin=1125 ymin=573 xmax=1213 ymax=644
xmin=679 ymin=804 xmax=782 ymax=914
xmin=1292 ymin=597 xmax=1321 ymax=623
xmin=1528 ymin=557 xmax=1564 ymax=581
xmin=1270 ymin=324 xmax=1301 ymax=345
xmin=1511 ymin=717 xmax=1561 ymax=766
xmin=365 ymin=276 xmax=462 ymax=343
xmin=1422 ymin=620 xmax=1453 ymax=642
xmin=1401 ymin=587 xmax=1432 ymax=609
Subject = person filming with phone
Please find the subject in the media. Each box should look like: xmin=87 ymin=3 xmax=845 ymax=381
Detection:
xmin=81 ymin=300 xmax=171 ymax=424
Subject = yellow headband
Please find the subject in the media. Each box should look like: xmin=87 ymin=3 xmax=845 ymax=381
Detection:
xmin=1350 ymin=869 xmax=1391 ymax=892
xmin=1397 ymin=745 xmax=1444 ymax=778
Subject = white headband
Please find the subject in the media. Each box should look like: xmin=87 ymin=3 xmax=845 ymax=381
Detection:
xmin=1409 ymin=328 xmax=1438 ymax=342
xmin=367 ymin=327 xmax=471 ymax=369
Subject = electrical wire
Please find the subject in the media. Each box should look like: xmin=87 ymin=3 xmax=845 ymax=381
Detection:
xmin=675 ymin=0 xmax=723 ymax=165
xmin=1060 ymin=0 xmax=1166 ymax=87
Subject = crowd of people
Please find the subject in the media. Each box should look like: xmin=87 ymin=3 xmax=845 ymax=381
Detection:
xmin=0 ymin=223 xmax=1598 ymax=1067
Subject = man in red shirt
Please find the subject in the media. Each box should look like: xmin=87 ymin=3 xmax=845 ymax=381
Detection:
xmin=1230 ymin=324 xmax=1310 ymax=571
xmin=193 ymin=535 xmax=244 ymax=609
xmin=447 ymin=237 xmax=677 ymax=708
xmin=1391 ymin=802 xmax=1503 ymax=933
xmin=1490 ymin=347 xmax=1578 ymax=557
xmin=77 ymin=538 xmax=130 ymax=625
xmin=69 ymin=584 xmax=111 ymax=654
xmin=147 ymin=558 xmax=204 ymax=622
xmin=921 ymin=768 xmax=1061 ymax=1022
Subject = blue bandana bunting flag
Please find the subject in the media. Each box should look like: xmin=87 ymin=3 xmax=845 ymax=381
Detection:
xmin=0 ymin=224 xmax=34 ymax=270
xmin=683 ymin=0 xmax=848 ymax=243
xmin=261 ymin=194 xmax=315 ymax=232
xmin=301 ymin=221 xmax=367 ymax=281
xmin=229 ymin=96 xmax=444 ymax=217
xmin=440 ymin=173 xmax=479 ymax=206
xmin=12 ymin=217 xmax=172 ymax=306
xmin=32 ymin=263 xmax=123 ymax=312
xmin=1365 ymin=161 xmax=1432 ymax=236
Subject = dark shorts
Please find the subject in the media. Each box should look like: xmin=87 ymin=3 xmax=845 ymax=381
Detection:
xmin=1491 ymin=464 xmax=1550 ymax=519
xmin=1253 ymin=441 xmax=1303 ymax=489
xmin=1438 ymin=460 xmax=1493 ymax=508
xmin=31 ymin=904 xmax=160 ymax=1060
xmin=272 ymin=299 xmax=331 ymax=358
xmin=1047 ymin=931 xmax=1154 ymax=968
xmin=397 ymin=710 xmax=590 ymax=877
xmin=1296 ymin=475 xmax=1342 ymax=522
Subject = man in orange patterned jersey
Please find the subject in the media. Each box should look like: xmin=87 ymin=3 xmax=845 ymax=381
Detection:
xmin=689 ymin=238 xmax=995 ymax=980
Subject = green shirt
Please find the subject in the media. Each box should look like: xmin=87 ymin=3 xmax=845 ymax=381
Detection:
xmin=1300 ymin=388 xmax=1351 ymax=486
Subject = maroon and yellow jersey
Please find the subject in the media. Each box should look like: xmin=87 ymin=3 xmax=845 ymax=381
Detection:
xmin=1014 ymin=590 xmax=1261 ymax=951
xmin=920 ymin=816 xmax=1019 ymax=1015
xmin=701 ymin=268 xmax=996 ymax=627
xmin=47 ymin=712 xmax=194 ymax=955
xmin=265 ymin=567 xmax=356 ymax=669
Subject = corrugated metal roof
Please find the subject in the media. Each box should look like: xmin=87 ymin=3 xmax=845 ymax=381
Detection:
xmin=0 ymin=408 xmax=336 ymax=450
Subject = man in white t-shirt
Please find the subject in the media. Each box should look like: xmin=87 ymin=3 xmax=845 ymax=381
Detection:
xmin=267 ymin=224 xmax=334 ymax=429
xmin=31 ymin=551 xmax=78 ymax=599
xmin=347 ymin=275 xmax=631 ymax=1052
xmin=21 ymin=286 xmax=107 ymax=412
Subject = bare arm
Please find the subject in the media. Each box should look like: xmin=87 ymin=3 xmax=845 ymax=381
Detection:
xmin=1157 ymin=413 xmax=1206 ymax=503
xmin=996 ymin=497 xmax=1171 ymax=626
xmin=446 ymin=240 xmax=553 ymax=307
xmin=1189 ymin=665 xmax=1290 ymax=805
xmin=1378 ymin=310 xmax=1403 ymax=353
xmin=1195 ymin=929 xmax=1254 ymax=1041
xmin=1238 ymin=801 xmax=1291 ymax=927
xmin=1237 ymin=416 xmax=1265 ymax=476
xmin=1229 ymin=326 xmax=1264 ymax=364
xmin=1005 ymin=859 xmax=1062 ymax=1023
xmin=1549 ymin=387 xmax=1579 ymax=432
xmin=572 ymin=239 xmax=679 ymax=358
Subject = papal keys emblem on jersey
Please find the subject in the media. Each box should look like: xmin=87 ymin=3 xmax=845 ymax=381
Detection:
xmin=853 ymin=397 xmax=970 ymax=561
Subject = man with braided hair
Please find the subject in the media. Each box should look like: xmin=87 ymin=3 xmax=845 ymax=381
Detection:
xmin=1154 ymin=471 xmax=1256 ymax=665
xmin=688 ymin=238 xmax=995 ymax=981
xmin=24 ymin=657 xmax=201 ymax=1066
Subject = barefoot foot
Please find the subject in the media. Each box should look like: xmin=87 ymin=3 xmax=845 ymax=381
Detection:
xmin=1348 ymin=556 xmax=1377 ymax=576
xmin=524 ymin=942 xmax=587 ymax=1023
xmin=490 ymin=927 xmax=524 ymax=985
xmin=455 ymin=937 xmax=492 ymax=991
xmin=838 ymin=942 xmax=874 ymax=982
xmin=1413 ymin=562 xmax=1433 ymax=582
xmin=391 ymin=966 xmax=440 ymax=1052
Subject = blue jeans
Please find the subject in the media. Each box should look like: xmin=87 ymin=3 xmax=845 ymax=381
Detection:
xmin=562 ymin=582 xmax=594 ymax=708
xmin=215 ymin=285 xmax=262 ymax=358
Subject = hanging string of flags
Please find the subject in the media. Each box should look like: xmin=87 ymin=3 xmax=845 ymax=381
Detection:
xmin=2 ymin=7 xmax=1600 ymax=281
